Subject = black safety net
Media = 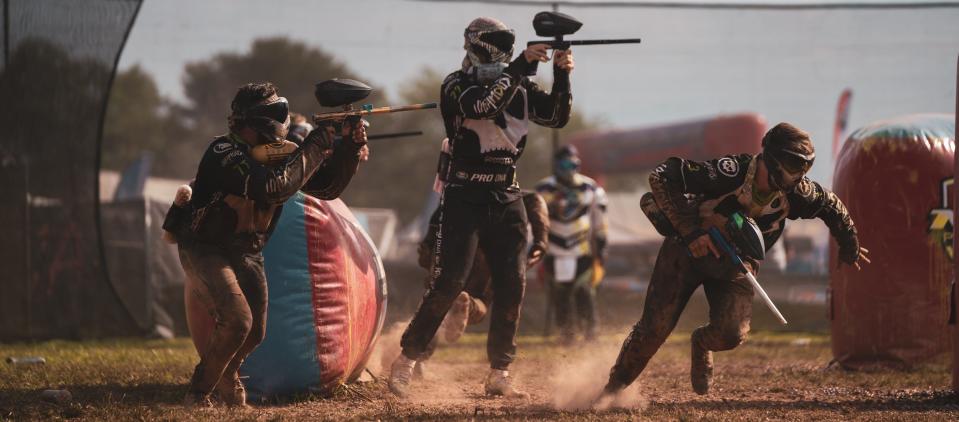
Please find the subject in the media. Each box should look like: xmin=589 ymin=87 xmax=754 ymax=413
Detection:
xmin=0 ymin=0 xmax=144 ymax=340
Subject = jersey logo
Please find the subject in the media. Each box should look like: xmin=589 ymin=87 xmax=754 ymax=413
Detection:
xmin=717 ymin=157 xmax=739 ymax=177
xmin=213 ymin=142 xmax=233 ymax=154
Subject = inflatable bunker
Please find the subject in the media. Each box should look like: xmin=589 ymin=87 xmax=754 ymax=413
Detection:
xmin=831 ymin=113 xmax=954 ymax=369
xmin=568 ymin=113 xmax=766 ymax=176
xmin=185 ymin=192 xmax=387 ymax=399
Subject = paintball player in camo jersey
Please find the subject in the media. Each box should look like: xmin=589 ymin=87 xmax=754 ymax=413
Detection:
xmin=388 ymin=16 xmax=573 ymax=398
xmin=164 ymin=82 xmax=368 ymax=407
xmin=597 ymin=123 xmax=869 ymax=401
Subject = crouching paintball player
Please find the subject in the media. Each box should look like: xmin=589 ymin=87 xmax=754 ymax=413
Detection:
xmin=597 ymin=123 xmax=869 ymax=401
xmin=411 ymin=191 xmax=549 ymax=377
xmin=388 ymin=16 xmax=573 ymax=398
xmin=535 ymin=145 xmax=608 ymax=344
xmin=163 ymin=82 xmax=368 ymax=407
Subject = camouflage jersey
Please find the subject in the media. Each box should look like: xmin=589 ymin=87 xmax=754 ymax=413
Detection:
xmin=647 ymin=153 xmax=858 ymax=257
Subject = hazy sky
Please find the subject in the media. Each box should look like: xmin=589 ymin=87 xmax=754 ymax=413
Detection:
xmin=119 ymin=0 xmax=959 ymax=185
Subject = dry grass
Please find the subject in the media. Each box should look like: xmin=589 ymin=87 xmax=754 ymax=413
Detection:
xmin=1 ymin=330 xmax=957 ymax=421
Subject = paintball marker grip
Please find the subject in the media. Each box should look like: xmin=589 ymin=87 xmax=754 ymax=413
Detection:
xmin=707 ymin=227 xmax=742 ymax=266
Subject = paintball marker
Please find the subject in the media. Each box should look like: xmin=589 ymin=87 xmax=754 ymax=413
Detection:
xmin=708 ymin=212 xmax=788 ymax=325
xmin=313 ymin=78 xmax=436 ymax=127
xmin=526 ymin=11 xmax=642 ymax=75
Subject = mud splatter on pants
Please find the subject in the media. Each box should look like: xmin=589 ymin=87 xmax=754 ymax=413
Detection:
xmin=179 ymin=238 xmax=268 ymax=395
xmin=607 ymin=236 xmax=755 ymax=389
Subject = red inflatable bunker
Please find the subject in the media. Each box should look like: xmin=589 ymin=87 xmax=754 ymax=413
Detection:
xmin=568 ymin=113 xmax=766 ymax=176
xmin=831 ymin=114 xmax=955 ymax=369
xmin=185 ymin=192 xmax=387 ymax=398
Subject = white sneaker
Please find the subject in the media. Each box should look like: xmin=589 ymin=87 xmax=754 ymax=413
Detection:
xmin=484 ymin=369 xmax=530 ymax=399
xmin=388 ymin=354 xmax=416 ymax=398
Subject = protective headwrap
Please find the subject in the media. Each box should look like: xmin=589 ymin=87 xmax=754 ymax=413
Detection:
xmin=553 ymin=144 xmax=581 ymax=183
xmin=462 ymin=17 xmax=515 ymax=84
xmin=230 ymin=94 xmax=291 ymax=144
xmin=761 ymin=124 xmax=815 ymax=191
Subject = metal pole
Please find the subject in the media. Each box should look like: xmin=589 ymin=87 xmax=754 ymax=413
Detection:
xmin=550 ymin=1 xmax=560 ymax=154
xmin=3 ymin=0 xmax=9 ymax=68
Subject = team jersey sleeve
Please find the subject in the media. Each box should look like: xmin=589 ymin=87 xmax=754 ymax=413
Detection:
xmin=786 ymin=178 xmax=860 ymax=263
xmin=647 ymin=154 xmax=750 ymax=240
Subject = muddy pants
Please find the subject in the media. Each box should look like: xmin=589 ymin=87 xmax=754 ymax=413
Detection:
xmin=607 ymin=236 xmax=755 ymax=389
xmin=545 ymin=255 xmax=598 ymax=340
xmin=401 ymin=188 xmax=528 ymax=370
xmin=179 ymin=238 xmax=268 ymax=395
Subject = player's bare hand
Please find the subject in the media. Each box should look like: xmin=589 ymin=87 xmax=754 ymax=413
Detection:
xmin=554 ymin=49 xmax=574 ymax=72
xmin=839 ymin=246 xmax=870 ymax=271
xmin=524 ymin=44 xmax=551 ymax=63
xmin=527 ymin=244 xmax=546 ymax=267
xmin=359 ymin=144 xmax=370 ymax=162
xmin=689 ymin=234 xmax=720 ymax=259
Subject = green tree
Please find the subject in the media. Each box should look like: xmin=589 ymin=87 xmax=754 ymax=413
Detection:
xmin=102 ymin=65 xmax=193 ymax=177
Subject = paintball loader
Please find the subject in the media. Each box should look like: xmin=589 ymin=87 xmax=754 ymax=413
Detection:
xmin=313 ymin=78 xmax=436 ymax=126
xmin=525 ymin=11 xmax=642 ymax=75
xmin=251 ymin=79 xmax=434 ymax=165
xmin=709 ymin=212 xmax=788 ymax=325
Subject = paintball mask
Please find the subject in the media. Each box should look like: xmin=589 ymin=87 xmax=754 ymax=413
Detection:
xmin=761 ymin=123 xmax=815 ymax=191
xmin=553 ymin=144 xmax=581 ymax=182
xmin=232 ymin=95 xmax=291 ymax=145
xmin=463 ymin=17 xmax=515 ymax=84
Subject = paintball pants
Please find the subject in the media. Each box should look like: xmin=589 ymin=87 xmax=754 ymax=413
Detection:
xmin=607 ymin=236 xmax=755 ymax=389
xmin=401 ymin=188 xmax=528 ymax=370
xmin=545 ymin=255 xmax=598 ymax=340
xmin=178 ymin=236 xmax=268 ymax=396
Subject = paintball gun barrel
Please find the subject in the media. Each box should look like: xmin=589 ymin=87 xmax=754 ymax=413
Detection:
xmin=313 ymin=78 xmax=436 ymax=125
xmin=526 ymin=11 xmax=641 ymax=75
xmin=707 ymin=214 xmax=788 ymax=325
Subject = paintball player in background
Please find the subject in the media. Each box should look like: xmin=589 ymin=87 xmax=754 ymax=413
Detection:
xmin=411 ymin=190 xmax=549 ymax=377
xmin=163 ymin=82 xmax=368 ymax=407
xmin=598 ymin=123 xmax=869 ymax=402
xmin=286 ymin=112 xmax=313 ymax=144
xmin=388 ymin=16 xmax=573 ymax=398
xmin=535 ymin=145 xmax=608 ymax=344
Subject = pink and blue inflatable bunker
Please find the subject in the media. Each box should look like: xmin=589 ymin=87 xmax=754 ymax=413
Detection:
xmin=184 ymin=192 xmax=387 ymax=399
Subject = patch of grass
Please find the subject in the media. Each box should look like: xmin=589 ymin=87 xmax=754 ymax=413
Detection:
xmin=1 ymin=331 xmax=956 ymax=421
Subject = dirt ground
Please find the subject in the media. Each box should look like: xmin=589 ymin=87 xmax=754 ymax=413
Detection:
xmin=2 ymin=327 xmax=957 ymax=421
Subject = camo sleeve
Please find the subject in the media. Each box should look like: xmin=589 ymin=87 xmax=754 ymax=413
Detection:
xmin=209 ymin=132 xmax=331 ymax=205
xmin=525 ymin=66 xmax=572 ymax=128
xmin=443 ymin=57 xmax=531 ymax=120
xmin=787 ymin=178 xmax=860 ymax=264
xmin=648 ymin=154 xmax=750 ymax=241
xmin=522 ymin=191 xmax=550 ymax=252
xmin=301 ymin=134 xmax=364 ymax=200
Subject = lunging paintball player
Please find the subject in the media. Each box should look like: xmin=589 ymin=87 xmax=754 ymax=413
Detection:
xmin=535 ymin=145 xmax=608 ymax=344
xmin=411 ymin=190 xmax=549 ymax=378
xmin=388 ymin=16 xmax=573 ymax=398
xmin=598 ymin=123 xmax=868 ymax=401
xmin=163 ymin=82 xmax=368 ymax=407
